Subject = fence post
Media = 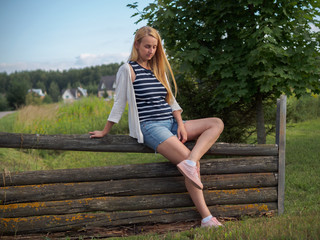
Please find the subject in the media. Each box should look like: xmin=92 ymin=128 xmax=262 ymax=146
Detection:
xmin=277 ymin=95 xmax=286 ymax=215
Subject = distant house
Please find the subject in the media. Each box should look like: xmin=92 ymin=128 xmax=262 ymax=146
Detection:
xmin=98 ymin=75 xmax=116 ymax=100
xmin=28 ymin=89 xmax=46 ymax=99
xmin=61 ymin=87 xmax=87 ymax=103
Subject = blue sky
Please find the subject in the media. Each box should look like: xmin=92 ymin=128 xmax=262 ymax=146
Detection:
xmin=0 ymin=0 xmax=152 ymax=73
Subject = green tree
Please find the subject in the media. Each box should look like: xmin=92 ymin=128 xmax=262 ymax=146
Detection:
xmin=35 ymin=81 xmax=46 ymax=93
xmin=42 ymin=94 xmax=53 ymax=104
xmin=130 ymin=0 xmax=320 ymax=143
xmin=0 ymin=72 xmax=8 ymax=94
xmin=48 ymin=81 xmax=60 ymax=102
xmin=6 ymin=75 xmax=31 ymax=109
xmin=30 ymin=70 xmax=48 ymax=90
xmin=25 ymin=92 xmax=42 ymax=105
xmin=0 ymin=94 xmax=9 ymax=111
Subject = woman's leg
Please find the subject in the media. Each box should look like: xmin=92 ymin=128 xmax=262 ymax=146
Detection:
xmin=156 ymin=117 xmax=224 ymax=219
xmin=184 ymin=117 xmax=224 ymax=162
xmin=156 ymin=136 xmax=211 ymax=218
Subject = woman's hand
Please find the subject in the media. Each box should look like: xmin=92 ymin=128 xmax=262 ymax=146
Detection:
xmin=89 ymin=130 xmax=106 ymax=138
xmin=177 ymin=124 xmax=188 ymax=143
xmin=172 ymin=110 xmax=187 ymax=143
xmin=89 ymin=121 xmax=115 ymax=139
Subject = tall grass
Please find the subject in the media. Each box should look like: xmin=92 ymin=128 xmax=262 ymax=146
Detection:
xmin=9 ymin=97 xmax=129 ymax=135
xmin=0 ymin=97 xmax=165 ymax=172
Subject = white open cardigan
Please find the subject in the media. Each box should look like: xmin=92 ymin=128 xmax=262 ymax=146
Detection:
xmin=108 ymin=63 xmax=182 ymax=143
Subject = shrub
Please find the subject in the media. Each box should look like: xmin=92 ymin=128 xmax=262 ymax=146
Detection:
xmin=0 ymin=94 xmax=9 ymax=111
xmin=287 ymin=94 xmax=320 ymax=123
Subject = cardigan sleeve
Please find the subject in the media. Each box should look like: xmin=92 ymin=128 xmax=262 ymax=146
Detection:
xmin=107 ymin=64 xmax=130 ymax=123
xmin=165 ymin=74 xmax=183 ymax=112
xmin=170 ymin=97 xmax=183 ymax=113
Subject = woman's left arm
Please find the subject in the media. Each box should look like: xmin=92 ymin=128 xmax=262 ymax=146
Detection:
xmin=173 ymin=110 xmax=187 ymax=143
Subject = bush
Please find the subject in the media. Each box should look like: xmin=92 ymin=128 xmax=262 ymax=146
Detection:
xmin=0 ymin=94 xmax=9 ymax=111
xmin=287 ymin=94 xmax=320 ymax=123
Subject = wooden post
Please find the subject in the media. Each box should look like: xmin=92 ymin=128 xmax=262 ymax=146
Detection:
xmin=276 ymin=98 xmax=280 ymax=146
xmin=277 ymin=95 xmax=286 ymax=215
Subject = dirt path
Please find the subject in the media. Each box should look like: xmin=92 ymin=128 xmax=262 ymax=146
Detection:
xmin=0 ymin=111 xmax=15 ymax=119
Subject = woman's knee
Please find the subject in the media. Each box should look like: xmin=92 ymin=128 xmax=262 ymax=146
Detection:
xmin=210 ymin=117 xmax=224 ymax=133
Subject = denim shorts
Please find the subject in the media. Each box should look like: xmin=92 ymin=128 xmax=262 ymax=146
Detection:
xmin=140 ymin=118 xmax=180 ymax=151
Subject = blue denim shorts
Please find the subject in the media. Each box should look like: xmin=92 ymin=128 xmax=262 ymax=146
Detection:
xmin=140 ymin=118 xmax=179 ymax=151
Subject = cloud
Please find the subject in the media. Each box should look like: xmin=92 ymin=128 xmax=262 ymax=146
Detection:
xmin=0 ymin=61 xmax=74 ymax=73
xmin=75 ymin=53 xmax=129 ymax=66
xmin=0 ymin=53 xmax=129 ymax=74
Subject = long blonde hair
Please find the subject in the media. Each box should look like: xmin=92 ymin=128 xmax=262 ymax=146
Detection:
xmin=129 ymin=26 xmax=177 ymax=104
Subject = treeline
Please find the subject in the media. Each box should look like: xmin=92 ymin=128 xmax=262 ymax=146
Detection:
xmin=0 ymin=63 xmax=121 ymax=110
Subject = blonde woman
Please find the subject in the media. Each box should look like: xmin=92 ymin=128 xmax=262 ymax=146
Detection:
xmin=89 ymin=26 xmax=224 ymax=228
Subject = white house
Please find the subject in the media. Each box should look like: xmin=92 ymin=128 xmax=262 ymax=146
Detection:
xmin=28 ymin=89 xmax=46 ymax=98
xmin=61 ymin=87 xmax=87 ymax=103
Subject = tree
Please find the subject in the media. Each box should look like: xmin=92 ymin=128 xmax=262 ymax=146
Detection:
xmin=26 ymin=92 xmax=43 ymax=105
xmin=48 ymin=81 xmax=60 ymax=102
xmin=130 ymin=0 xmax=320 ymax=143
xmin=0 ymin=72 xmax=8 ymax=94
xmin=35 ymin=81 xmax=46 ymax=92
xmin=0 ymin=94 xmax=9 ymax=111
xmin=6 ymin=75 xmax=31 ymax=109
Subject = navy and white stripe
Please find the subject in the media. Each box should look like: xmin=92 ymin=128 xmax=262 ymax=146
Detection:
xmin=130 ymin=61 xmax=173 ymax=122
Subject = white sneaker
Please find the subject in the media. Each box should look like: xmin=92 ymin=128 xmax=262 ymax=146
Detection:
xmin=201 ymin=217 xmax=223 ymax=228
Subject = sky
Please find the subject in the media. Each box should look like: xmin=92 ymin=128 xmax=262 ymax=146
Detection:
xmin=0 ymin=0 xmax=153 ymax=73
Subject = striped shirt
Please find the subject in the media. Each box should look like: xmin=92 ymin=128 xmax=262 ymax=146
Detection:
xmin=130 ymin=61 xmax=173 ymax=122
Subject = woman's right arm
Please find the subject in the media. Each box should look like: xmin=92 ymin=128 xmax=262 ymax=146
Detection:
xmin=89 ymin=121 xmax=114 ymax=138
xmin=89 ymin=64 xmax=132 ymax=138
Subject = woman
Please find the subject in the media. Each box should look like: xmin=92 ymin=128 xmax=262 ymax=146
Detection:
xmin=89 ymin=26 xmax=224 ymax=228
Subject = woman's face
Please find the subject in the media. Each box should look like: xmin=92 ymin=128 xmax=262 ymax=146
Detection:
xmin=135 ymin=35 xmax=158 ymax=62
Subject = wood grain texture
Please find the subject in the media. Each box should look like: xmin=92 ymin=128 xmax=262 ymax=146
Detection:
xmin=0 ymin=187 xmax=277 ymax=218
xmin=1 ymin=173 xmax=277 ymax=204
xmin=0 ymin=203 xmax=277 ymax=234
xmin=0 ymin=132 xmax=278 ymax=156
xmin=1 ymin=156 xmax=278 ymax=187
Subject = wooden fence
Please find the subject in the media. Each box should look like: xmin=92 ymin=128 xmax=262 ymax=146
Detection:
xmin=0 ymin=95 xmax=286 ymax=235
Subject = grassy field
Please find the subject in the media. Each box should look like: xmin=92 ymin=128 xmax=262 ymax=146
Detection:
xmin=0 ymin=97 xmax=319 ymax=239
xmin=0 ymin=97 xmax=166 ymax=172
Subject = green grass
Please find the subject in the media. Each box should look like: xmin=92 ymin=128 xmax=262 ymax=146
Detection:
xmin=0 ymin=148 xmax=48 ymax=172
xmin=0 ymin=97 xmax=166 ymax=171
xmin=111 ymin=213 xmax=319 ymax=240
xmin=41 ymin=151 xmax=167 ymax=170
xmin=7 ymin=97 xmax=129 ymax=135
xmin=285 ymin=119 xmax=320 ymax=215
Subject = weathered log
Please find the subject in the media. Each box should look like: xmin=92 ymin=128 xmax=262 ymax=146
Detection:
xmin=0 ymin=188 xmax=277 ymax=218
xmin=0 ymin=173 xmax=277 ymax=204
xmin=0 ymin=132 xmax=278 ymax=156
xmin=1 ymin=156 xmax=278 ymax=187
xmin=0 ymin=202 xmax=277 ymax=234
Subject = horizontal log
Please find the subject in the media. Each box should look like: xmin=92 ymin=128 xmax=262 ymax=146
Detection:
xmin=1 ymin=173 xmax=277 ymax=204
xmin=0 ymin=132 xmax=278 ymax=156
xmin=1 ymin=156 xmax=278 ymax=187
xmin=0 ymin=202 xmax=277 ymax=234
xmin=0 ymin=188 xmax=277 ymax=218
